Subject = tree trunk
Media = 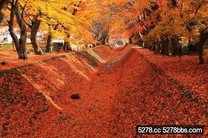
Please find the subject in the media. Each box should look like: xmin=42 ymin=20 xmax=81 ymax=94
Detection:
xmin=15 ymin=2 xmax=27 ymax=59
xmin=197 ymin=42 xmax=204 ymax=64
xmin=8 ymin=0 xmax=19 ymax=52
xmin=46 ymin=34 xmax=52 ymax=52
xmin=45 ymin=23 xmax=60 ymax=53
xmin=63 ymin=42 xmax=70 ymax=51
xmin=31 ymin=18 xmax=44 ymax=55
xmin=196 ymin=32 xmax=208 ymax=64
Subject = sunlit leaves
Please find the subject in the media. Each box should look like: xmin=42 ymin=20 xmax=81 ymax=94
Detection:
xmin=145 ymin=0 xmax=208 ymax=42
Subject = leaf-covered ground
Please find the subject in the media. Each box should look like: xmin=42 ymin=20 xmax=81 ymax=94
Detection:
xmin=0 ymin=45 xmax=207 ymax=137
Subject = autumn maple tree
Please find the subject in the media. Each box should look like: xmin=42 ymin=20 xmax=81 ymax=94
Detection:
xmin=8 ymin=0 xmax=28 ymax=59
xmin=148 ymin=0 xmax=208 ymax=64
xmin=123 ymin=0 xmax=208 ymax=64
xmin=0 ymin=0 xmax=208 ymax=64
xmin=2 ymin=0 xmax=98 ymax=58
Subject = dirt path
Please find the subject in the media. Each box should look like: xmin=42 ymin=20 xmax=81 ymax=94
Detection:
xmin=0 ymin=46 xmax=207 ymax=137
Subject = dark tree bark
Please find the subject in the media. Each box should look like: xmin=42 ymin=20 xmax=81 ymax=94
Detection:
xmin=45 ymin=1 xmax=82 ymax=53
xmin=8 ymin=0 xmax=27 ymax=59
xmin=15 ymin=2 xmax=27 ymax=59
xmin=63 ymin=42 xmax=71 ymax=51
xmin=45 ymin=23 xmax=60 ymax=53
xmin=196 ymin=42 xmax=205 ymax=64
xmin=63 ymin=34 xmax=71 ymax=51
xmin=196 ymin=32 xmax=208 ymax=64
xmin=30 ymin=17 xmax=44 ymax=55
xmin=62 ymin=1 xmax=82 ymax=51
xmin=46 ymin=33 xmax=52 ymax=52
xmin=8 ymin=0 xmax=19 ymax=52
xmin=18 ymin=3 xmax=44 ymax=55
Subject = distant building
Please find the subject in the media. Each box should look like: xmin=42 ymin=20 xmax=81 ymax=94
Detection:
xmin=70 ymin=44 xmax=85 ymax=51
xmin=0 ymin=26 xmax=19 ymax=44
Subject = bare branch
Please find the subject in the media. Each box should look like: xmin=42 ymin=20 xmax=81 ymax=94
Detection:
xmin=194 ymin=0 xmax=205 ymax=18
xmin=17 ymin=2 xmax=33 ymax=24
xmin=201 ymin=25 xmax=208 ymax=34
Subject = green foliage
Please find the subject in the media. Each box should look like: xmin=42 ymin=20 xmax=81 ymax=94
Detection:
xmin=0 ymin=44 xmax=14 ymax=50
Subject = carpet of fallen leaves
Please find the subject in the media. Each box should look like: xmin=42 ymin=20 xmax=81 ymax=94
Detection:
xmin=0 ymin=50 xmax=69 ymax=71
xmin=0 ymin=45 xmax=207 ymax=137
